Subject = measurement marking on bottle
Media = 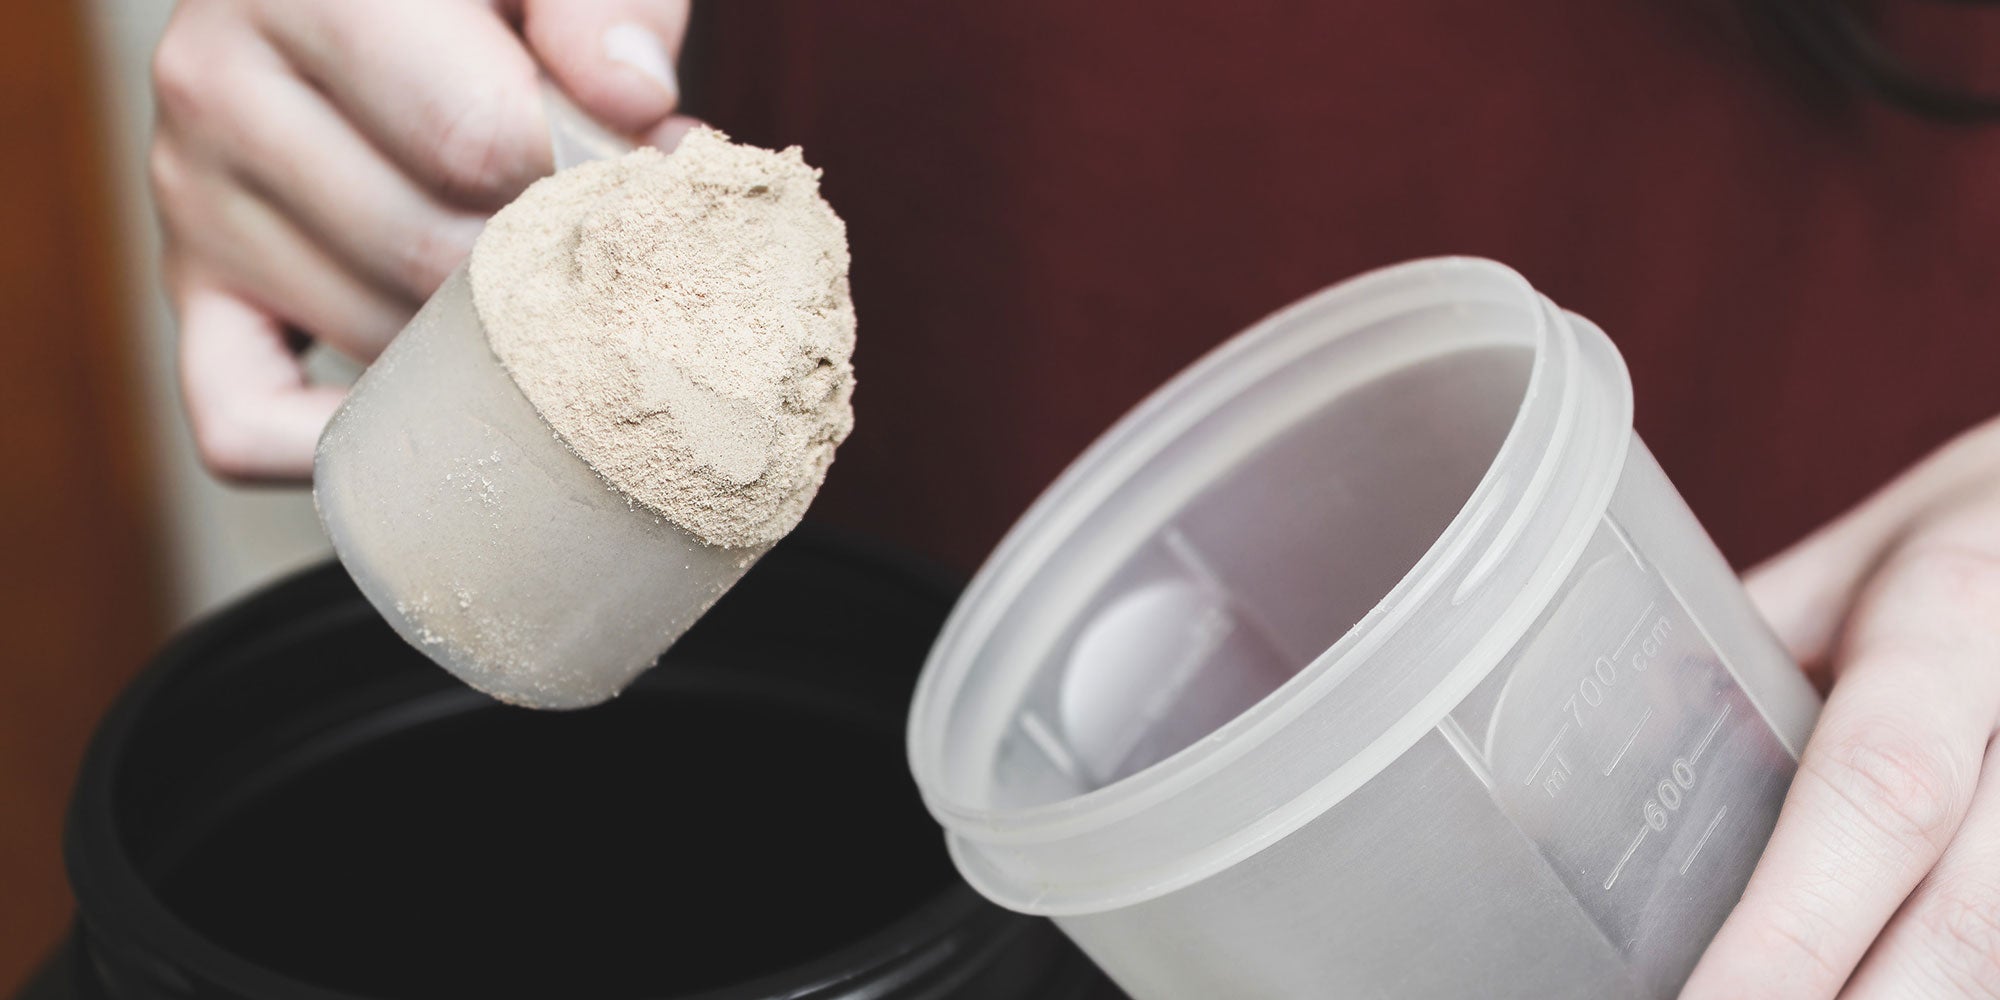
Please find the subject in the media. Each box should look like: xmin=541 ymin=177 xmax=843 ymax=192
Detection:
xmin=1679 ymin=806 xmax=1729 ymax=876
xmin=1603 ymin=707 xmax=1654 ymax=777
xmin=1690 ymin=704 xmax=1732 ymax=765
xmin=1526 ymin=723 xmax=1571 ymax=786
xmin=1613 ymin=601 xmax=1660 ymax=660
xmin=1605 ymin=825 xmax=1650 ymax=891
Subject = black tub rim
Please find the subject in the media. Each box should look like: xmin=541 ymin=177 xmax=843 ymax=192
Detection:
xmin=63 ymin=530 xmax=1039 ymax=1000
xmin=67 ymin=560 xmax=361 ymax=1000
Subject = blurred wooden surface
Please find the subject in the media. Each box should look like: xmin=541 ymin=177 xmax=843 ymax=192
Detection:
xmin=0 ymin=1 xmax=167 ymax=988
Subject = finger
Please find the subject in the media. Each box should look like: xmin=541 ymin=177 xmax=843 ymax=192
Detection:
xmin=1842 ymin=737 xmax=2000 ymax=999
xmin=254 ymin=0 xmax=550 ymax=208
xmin=152 ymin=130 xmax=409 ymax=360
xmin=164 ymin=28 xmax=484 ymax=303
xmin=1746 ymin=414 xmax=2000 ymax=669
xmin=1744 ymin=529 xmax=1878 ymax=687
xmin=1682 ymin=544 xmax=2000 ymax=999
xmin=524 ymin=0 xmax=688 ymax=134
xmin=1744 ymin=499 xmax=1914 ymax=675
xmin=642 ymin=113 xmax=703 ymax=152
xmin=173 ymin=273 xmax=347 ymax=481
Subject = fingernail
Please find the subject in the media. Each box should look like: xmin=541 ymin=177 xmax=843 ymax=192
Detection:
xmin=603 ymin=22 xmax=678 ymax=102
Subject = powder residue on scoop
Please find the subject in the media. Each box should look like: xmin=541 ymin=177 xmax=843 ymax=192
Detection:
xmin=470 ymin=129 xmax=855 ymax=548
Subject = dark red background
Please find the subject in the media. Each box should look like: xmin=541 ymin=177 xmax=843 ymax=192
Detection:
xmin=691 ymin=1 xmax=2000 ymax=573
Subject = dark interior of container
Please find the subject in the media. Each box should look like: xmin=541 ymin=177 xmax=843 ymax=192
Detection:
xmin=110 ymin=542 xmax=962 ymax=999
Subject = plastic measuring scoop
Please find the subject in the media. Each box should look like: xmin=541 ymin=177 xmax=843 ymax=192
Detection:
xmin=312 ymin=83 xmax=773 ymax=710
xmin=907 ymin=258 xmax=1821 ymax=998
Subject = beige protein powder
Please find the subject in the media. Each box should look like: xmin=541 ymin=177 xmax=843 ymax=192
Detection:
xmin=469 ymin=129 xmax=856 ymax=548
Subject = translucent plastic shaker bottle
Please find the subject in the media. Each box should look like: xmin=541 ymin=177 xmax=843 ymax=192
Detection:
xmin=906 ymin=257 xmax=1821 ymax=999
xmin=313 ymin=84 xmax=767 ymax=709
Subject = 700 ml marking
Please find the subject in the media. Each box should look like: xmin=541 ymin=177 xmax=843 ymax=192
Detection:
xmin=1530 ymin=604 xmax=1674 ymax=798
xmin=1561 ymin=602 xmax=1670 ymax=731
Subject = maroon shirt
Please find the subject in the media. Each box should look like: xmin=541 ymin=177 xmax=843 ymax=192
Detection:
xmin=691 ymin=1 xmax=2000 ymax=573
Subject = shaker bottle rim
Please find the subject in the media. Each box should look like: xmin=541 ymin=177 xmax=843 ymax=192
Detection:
xmin=907 ymin=257 xmax=1638 ymax=914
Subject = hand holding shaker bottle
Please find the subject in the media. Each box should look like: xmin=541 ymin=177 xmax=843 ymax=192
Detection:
xmin=907 ymin=257 xmax=1821 ymax=999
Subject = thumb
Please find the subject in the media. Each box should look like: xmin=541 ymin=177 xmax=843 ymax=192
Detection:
xmin=524 ymin=0 xmax=688 ymax=135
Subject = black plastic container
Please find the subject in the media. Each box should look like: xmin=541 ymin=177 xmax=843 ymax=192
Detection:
xmin=27 ymin=532 xmax=1114 ymax=1000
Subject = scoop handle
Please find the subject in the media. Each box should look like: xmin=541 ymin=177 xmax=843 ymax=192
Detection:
xmin=541 ymin=77 xmax=636 ymax=170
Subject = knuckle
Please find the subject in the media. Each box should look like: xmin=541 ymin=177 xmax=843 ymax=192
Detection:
xmin=1804 ymin=720 xmax=1966 ymax=857
xmin=147 ymin=138 xmax=188 ymax=206
xmin=418 ymin=83 xmax=540 ymax=204
xmin=185 ymin=401 xmax=263 ymax=481
xmin=395 ymin=222 xmax=473 ymax=298
xmin=1913 ymin=878 xmax=2000 ymax=998
xmin=147 ymin=141 xmax=217 ymax=249
xmin=1887 ymin=543 xmax=2000 ymax=616
xmin=1746 ymin=897 xmax=1848 ymax=987
xmin=150 ymin=28 xmax=211 ymax=121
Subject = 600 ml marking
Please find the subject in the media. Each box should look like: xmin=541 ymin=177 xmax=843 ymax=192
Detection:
xmin=1602 ymin=703 xmax=1735 ymax=892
